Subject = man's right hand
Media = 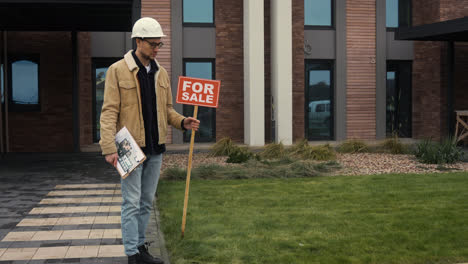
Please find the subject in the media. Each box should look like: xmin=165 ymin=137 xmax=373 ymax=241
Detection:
xmin=105 ymin=153 xmax=119 ymax=168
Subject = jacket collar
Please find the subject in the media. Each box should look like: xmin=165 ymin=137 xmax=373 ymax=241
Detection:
xmin=124 ymin=50 xmax=161 ymax=72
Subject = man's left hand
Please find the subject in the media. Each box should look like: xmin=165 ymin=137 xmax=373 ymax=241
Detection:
xmin=183 ymin=117 xmax=200 ymax=131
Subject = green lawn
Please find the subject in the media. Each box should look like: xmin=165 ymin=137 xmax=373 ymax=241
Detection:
xmin=157 ymin=172 xmax=468 ymax=264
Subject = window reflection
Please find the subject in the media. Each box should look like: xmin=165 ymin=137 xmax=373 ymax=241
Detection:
xmin=304 ymin=0 xmax=332 ymax=26
xmin=183 ymin=0 xmax=214 ymax=24
xmin=183 ymin=61 xmax=216 ymax=142
xmin=306 ymin=64 xmax=333 ymax=140
xmin=386 ymin=61 xmax=412 ymax=137
xmin=11 ymin=60 xmax=39 ymax=105
xmin=386 ymin=0 xmax=399 ymax=27
xmin=95 ymin=67 xmax=108 ymax=142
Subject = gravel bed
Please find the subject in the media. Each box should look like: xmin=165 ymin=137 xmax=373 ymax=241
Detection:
xmin=162 ymin=152 xmax=468 ymax=177
xmin=336 ymin=153 xmax=468 ymax=175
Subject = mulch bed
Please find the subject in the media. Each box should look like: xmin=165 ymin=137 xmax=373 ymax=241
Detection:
xmin=162 ymin=152 xmax=468 ymax=177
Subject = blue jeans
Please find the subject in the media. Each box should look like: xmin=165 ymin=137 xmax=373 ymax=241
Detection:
xmin=120 ymin=154 xmax=163 ymax=256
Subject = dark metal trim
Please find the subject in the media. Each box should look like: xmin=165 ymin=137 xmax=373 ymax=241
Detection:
xmin=72 ymin=31 xmax=79 ymax=152
xmin=395 ymin=16 xmax=468 ymax=41
xmin=447 ymin=41 xmax=454 ymax=136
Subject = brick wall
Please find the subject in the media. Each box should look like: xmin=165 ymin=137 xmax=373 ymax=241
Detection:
xmin=412 ymin=0 xmax=468 ymax=140
xmin=142 ymin=0 xmax=173 ymax=143
xmin=215 ymin=0 xmax=244 ymax=142
xmin=346 ymin=0 xmax=376 ymax=139
xmin=440 ymin=0 xmax=468 ymax=22
xmin=79 ymin=32 xmax=93 ymax=147
xmin=292 ymin=0 xmax=305 ymax=141
xmin=5 ymin=32 xmax=73 ymax=152
xmin=412 ymin=41 xmax=445 ymax=139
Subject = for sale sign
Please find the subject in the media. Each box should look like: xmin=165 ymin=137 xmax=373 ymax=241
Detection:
xmin=176 ymin=76 xmax=221 ymax=108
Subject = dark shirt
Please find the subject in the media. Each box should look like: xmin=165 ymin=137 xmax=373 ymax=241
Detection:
xmin=131 ymin=51 xmax=166 ymax=155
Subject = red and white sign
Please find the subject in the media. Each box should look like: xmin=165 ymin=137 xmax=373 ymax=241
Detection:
xmin=176 ymin=76 xmax=221 ymax=108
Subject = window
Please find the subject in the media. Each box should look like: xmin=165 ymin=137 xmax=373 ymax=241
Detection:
xmin=305 ymin=61 xmax=334 ymax=140
xmin=386 ymin=61 xmax=412 ymax=137
xmin=183 ymin=0 xmax=214 ymax=25
xmin=304 ymin=0 xmax=333 ymax=27
xmin=7 ymin=56 xmax=40 ymax=111
xmin=386 ymin=0 xmax=411 ymax=28
xmin=183 ymin=59 xmax=216 ymax=142
xmin=92 ymin=58 xmax=119 ymax=142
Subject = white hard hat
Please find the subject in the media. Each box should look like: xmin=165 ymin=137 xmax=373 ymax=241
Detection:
xmin=131 ymin=17 xmax=166 ymax=39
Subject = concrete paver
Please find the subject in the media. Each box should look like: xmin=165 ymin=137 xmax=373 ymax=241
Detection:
xmin=0 ymin=153 xmax=170 ymax=264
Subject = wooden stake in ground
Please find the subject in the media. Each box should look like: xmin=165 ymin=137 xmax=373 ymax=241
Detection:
xmin=181 ymin=105 xmax=198 ymax=238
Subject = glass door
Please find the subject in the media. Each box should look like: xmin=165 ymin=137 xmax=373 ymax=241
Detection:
xmin=305 ymin=61 xmax=334 ymax=140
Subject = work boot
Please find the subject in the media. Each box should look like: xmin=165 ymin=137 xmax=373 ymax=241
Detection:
xmin=138 ymin=242 xmax=164 ymax=264
xmin=128 ymin=253 xmax=142 ymax=264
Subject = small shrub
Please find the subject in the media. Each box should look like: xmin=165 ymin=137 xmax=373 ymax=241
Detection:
xmin=288 ymin=140 xmax=335 ymax=161
xmin=162 ymin=167 xmax=186 ymax=180
xmin=259 ymin=142 xmax=286 ymax=159
xmin=415 ymin=138 xmax=464 ymax=164
xmin=302 ymin=144 xmax=336 ymax=161
xmin=337 ymin=140 xmax=369 ymax=153
xmin=379 ymin=135 xmax=408 ymax=154
xmin=193 ymin=164 xmax=227 ymax=179
xmin=227 ymin=147 xmax=253 ymax=163
xmin=209 ymin=137 xmax=236 ymax=157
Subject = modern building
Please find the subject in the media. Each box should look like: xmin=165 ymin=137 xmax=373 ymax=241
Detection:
xmin=0 ymin=0 xmax=467 ymax=152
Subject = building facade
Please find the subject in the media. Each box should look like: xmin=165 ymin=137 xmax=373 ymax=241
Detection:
xmin=0 ymin=0 xmax=467 ymax=152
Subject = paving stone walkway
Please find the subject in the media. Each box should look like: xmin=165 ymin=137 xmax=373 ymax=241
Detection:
xmin=0 ymin=153 xmax=170 ymax=264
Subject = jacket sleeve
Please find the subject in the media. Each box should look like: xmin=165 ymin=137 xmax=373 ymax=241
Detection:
xmin=166 ymin=75 xmax=185 ymax=130
xmin=99 ymin=65 xmax=120 ymax=155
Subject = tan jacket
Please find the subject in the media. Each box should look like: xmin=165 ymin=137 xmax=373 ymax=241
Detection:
xmin=99 ymin=50 xmax=185 ymax=155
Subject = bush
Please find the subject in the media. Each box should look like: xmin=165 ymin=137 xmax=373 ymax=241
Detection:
xmin=226 ymin=147 xmax=253 ymax=163
xmin=414 ymin=138 xmax=464 ymax=164
xmin=301 ymin=144 xmax=336 ymax=161
xmin=337 ymin=140 xmax=369 ymax=153
xmin=162 ymin=167 xmax=186 ymax=180
xmin=379 ymin=135 xmax=408 ymax=154
xmin=287 ymin=140 xmax=336 ymax=161
xmin=209 ymin=137 xmax=236 ymax=157
xmin=162 ymin=159 xmax=342 ymax=181
xmin=259 ymin=142 xmax=286 ymax=159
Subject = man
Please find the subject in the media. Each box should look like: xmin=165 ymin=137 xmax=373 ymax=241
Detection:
xmin=100 ymin=17 xmax=199 ymax=264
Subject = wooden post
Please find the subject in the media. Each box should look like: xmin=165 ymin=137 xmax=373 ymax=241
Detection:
xmin=181 ymin=105 xmax=198 ymax=238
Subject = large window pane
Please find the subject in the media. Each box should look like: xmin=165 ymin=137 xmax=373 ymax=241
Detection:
xmin=306 ymin=62 xmax=333 ymax=140
xmin=305 ymin=0 xmax=332 ymax=26
xmin=93 ymin=58 xmax=119 ymax=143
xmin=183 ymin=60 xmax=215 ymax=142
xmin=387 ymin=0 xmax=411 ymax=28
xmin=94 ymin=67 xmax=108 ymax=142
xmin=11 ymin=60 xmax=38 ymax=105
xmin=386 ymin=61 xmax=412 ymax=137
xmin=386 ymin=0 xmax=399 ymax=28
xmin=183 ymin=0 xmax=214 ymax=24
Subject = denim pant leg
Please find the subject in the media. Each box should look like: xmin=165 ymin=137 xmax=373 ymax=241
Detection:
xmin=138 ymin=154 xmax=163 ymax=246
xmin=121 ymin=165 xmax=143 ymax=256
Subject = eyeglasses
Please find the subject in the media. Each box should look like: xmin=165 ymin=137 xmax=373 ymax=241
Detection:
xmin=142 ymin=39 xmax=164 ymax=49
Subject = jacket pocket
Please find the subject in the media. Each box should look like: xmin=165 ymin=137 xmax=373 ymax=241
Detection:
xmin=119 ymin=81 xmax=138 ymax=107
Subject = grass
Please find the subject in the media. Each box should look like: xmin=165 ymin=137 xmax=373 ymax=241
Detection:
xmin=157 ymin=172 xmax=468 ymax=264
